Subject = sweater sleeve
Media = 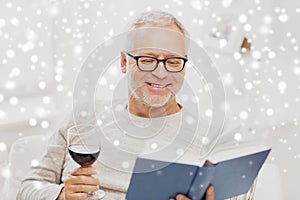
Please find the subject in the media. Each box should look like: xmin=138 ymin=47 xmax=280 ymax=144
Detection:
xmin=17 ymin=121 xmax=71 ymax=200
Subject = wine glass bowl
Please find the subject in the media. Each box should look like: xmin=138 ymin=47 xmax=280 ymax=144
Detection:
xmin=68 ymin=124 xmax=105 ymax=200
xmin=68 ymin=144 xmax=100 ymax=167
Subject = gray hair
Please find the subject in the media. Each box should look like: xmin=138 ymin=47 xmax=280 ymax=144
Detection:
xmin=129 ymin=11 xmax=189 ymax=37
xmin=125 ymin=11 xmax=190 ymax=53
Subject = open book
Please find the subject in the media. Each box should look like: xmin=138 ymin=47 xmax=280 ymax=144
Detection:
xmin=126 ymin=148 xmax=271 ymax=200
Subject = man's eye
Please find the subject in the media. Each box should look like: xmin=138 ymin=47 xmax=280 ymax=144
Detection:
xmin=167 ymin=59 xmax=181 ymax=65
xmin=140 ymin=58 xmax=155 ymax=64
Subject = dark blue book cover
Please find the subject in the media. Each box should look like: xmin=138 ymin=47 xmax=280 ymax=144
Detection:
xmin=126 ymin=149 xmax=271 ymax=200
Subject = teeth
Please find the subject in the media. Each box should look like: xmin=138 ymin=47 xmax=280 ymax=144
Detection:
xmin=151 ymin=83 xmax=164 ymax=88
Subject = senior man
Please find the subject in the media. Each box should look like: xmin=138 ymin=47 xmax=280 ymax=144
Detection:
xmin=17 ymin=11 xmax=261 ymax=200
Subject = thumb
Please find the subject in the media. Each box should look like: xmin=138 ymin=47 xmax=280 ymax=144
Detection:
xmin=205 ymin=185 xmax=215 ymax=200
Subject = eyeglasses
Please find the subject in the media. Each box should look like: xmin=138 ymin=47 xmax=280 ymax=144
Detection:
xmin=125 ymin=52 xmax=188 ymax=73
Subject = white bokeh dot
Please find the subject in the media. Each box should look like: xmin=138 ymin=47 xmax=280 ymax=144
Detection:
xmin=278 ymin=14 xmax=288 ymax=22
xmin=113 ymin=140 xmax=120 ymax=146
xmin=1 ymin=167 xmax=11 ymax=179
xmin=245 ymin=82 xmax=253 ymax=90
xmin=222 ymin=0 xmax=232 ymax=7
xmin=263 ymin=15 xmax=272 ymax=24
xmin=109 ymin=84 xmax=115 ymax=90
xmin=9 ymin=96 xmax=19 ymax=105
xmin=43 ymin=96 xmax=51 ymax=104
xmin=6 ymin=49 xmax=15 ymax=58
xmin=30 ymin=55 xmax=39 ymax=63
xmin=185 ymin=115 xmax=195 ymax=124
xmin=238 ymin=14 xmax=248 ymax=23
xmin=205 ymin=109 xmax=213 ymax=117
xmin=268 ymin=51 xmax=276 ymax=59
xmin=191 ymin=0 xmax=203 ymax=10
xmin=99 ymin=77 xmax=107 ymax=86
xmin=151 ymin=143 xmax=158 ymax=150
xmin=10 ymin=17 xmax=20 ymax=26
xmin=122 ymin=161 xmax=130 ymax=169
xmin=239 ymin=111 xmax=248 ymax=120
xmin=11 ymin=67 xmax=20 ymax=77
xmin=252 ymin=51 xmax=261 ymax=60
xmin=31 ymin=159 xmax=39 ymax=167
xmin=57 ymin=85 xmax=64 ymax=91
xmin=234 ymin=133 xmax=242 ymax=141
xmin=34 ymin=181 xmax=43 ymax=189
xmin=219 ymin=39 xmax=227 ymax=48
xmin=41 ymin=120 xmax=49 ymax=129
xmin=29 ymin=118 xmax=37 ymax=126
xmin=38 ymin=81 xmax=46 ymax=89
xmin=201 ymin=137 xmax=210 ymax=144
xmin=293 ymin=67 xmax=300 ymax=76
xmin=244 ymin=24 xmax=252 ymax=31
xmin=156 ymin=170 xmax=163 ymax=175
xmin=176 ymin=148 xmax=184 ymax=156
xmin=278 ymin=81 xmax=287 ymax=92
xmin=266 ymin=108 xmax=274 ymax=116
xmin=55 ymin=75 xmax=62 ymax=82
xmin=97 ymin=119 xmax=103 ymax=126
xmin=233 ymin=52 xmax=242 ymax=60
xmin=5 ymin=80 xmax=16 ymax=90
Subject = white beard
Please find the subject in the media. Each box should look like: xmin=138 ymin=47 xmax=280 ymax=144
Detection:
xmin=132 ymin=89 xmax=172 ymax=107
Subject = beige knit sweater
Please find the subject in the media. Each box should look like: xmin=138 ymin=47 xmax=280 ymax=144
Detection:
xmin=17 ymin=102 xmax=255 ymax=200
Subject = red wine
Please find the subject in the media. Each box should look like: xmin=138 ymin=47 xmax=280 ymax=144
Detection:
xmin=68 ymin=145 xmax=100 ymax=167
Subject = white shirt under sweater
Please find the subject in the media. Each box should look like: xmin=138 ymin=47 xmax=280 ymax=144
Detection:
xmin=17 ymin=100 xmax=256 ymax=200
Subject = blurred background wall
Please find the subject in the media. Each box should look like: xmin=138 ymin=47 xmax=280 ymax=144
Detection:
xmin=0 ymin=0 xmax=299 ymax=198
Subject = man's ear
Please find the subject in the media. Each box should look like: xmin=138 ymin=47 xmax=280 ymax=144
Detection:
xmin=120 ymin=51 xmax=127 ymax=73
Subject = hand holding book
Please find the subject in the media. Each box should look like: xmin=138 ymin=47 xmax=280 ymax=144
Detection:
xmin=169 ymin=186 xmax=215 ymax=200
xmin=126 ymin=149 xmax=271 ymax=200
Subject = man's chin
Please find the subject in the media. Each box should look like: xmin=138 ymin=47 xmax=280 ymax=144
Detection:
xmin=142 ymin=95 xmax=171 ymax=108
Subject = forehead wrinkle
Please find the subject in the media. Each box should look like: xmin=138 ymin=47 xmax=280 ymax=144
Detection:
xmin=125 ymin=26 xmax=186 ymax=55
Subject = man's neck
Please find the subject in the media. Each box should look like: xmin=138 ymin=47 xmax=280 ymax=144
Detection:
xmin=127 ymin=97 xmax=181 ymax=118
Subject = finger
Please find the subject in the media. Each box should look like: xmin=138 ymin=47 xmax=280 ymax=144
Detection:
xmin=69 ymin=167 xmax=97 ymax=176
xmin=65 ymin=193 xmax=87 ymax=200
xmin=67 ymin=184 xmax=99 ymax=193
xmin=176 ymin=194 xmax=191 ymax=200
xmin=205 ymin=186 xmax=215 ymax=200
xmin=66 ymin=175 xmax=100 ymax=186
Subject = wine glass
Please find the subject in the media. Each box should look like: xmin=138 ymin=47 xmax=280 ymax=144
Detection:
xmin=67 ymin=124 xmax=105 ymax=200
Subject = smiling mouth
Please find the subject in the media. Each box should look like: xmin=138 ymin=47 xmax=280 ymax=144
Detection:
xmin=146 ymin=82 xmax=171 ymax=88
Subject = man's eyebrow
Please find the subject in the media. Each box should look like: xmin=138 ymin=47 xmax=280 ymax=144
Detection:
xmin=138 ymin=52 xmax=158 ymax=56
xmin=139 ymin=51 xmax=182 ymax=57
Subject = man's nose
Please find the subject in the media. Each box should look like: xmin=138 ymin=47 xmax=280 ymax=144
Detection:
xmin=151 ymin=61 xmax=168 ymax=79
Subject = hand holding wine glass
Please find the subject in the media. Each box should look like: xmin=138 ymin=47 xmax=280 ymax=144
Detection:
xmin=64 ymin=124 xmax=105 ymax=200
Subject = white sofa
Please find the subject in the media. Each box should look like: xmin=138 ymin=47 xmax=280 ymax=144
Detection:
xmin=2 ymin=135 xmax=284 ymax=200
xmin=0 ymin=146 xmax=9 ymax=196
xmin=2 ymin=135 xmax=48 ymax=200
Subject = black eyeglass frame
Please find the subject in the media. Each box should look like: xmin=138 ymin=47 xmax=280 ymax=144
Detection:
xmin=125 ymin=52 xmax=188 ymax=73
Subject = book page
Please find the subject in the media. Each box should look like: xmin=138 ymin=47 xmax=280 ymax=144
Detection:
xmin=199 ymin=144 xmax=268 ymax=165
